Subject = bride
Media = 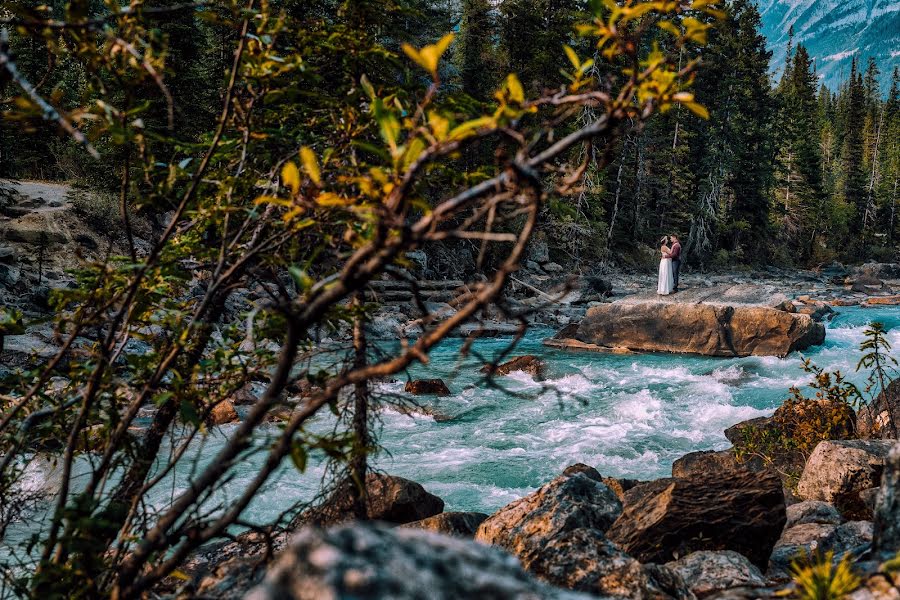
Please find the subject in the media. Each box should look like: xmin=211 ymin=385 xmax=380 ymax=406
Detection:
xmin=657 ymin=236 xmax=674 ymax=295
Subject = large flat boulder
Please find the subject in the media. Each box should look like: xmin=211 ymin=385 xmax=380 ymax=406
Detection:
xmin=796 ymin=440 xmax=894 ymax=519
xmin=246 ymin=523 xmax=596 ymax=600
xmin=556 ymin=302 xmax=824 ymax=357
xmin=606 ymin=469 xmax=786 ymax=569
xmin=613 ymin=283 xmax=790 ymax=308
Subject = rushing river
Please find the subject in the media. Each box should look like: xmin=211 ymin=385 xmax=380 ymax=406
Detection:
xmin=13 ymin=305 xmax=900 ymax=546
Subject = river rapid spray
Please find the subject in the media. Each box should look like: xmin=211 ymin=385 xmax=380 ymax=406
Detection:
xmin=8 ymin=306 xmax=900 ymax=553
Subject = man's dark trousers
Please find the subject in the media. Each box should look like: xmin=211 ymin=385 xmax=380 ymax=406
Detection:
xmin=672 ymin=259 xmax=681 ymax=291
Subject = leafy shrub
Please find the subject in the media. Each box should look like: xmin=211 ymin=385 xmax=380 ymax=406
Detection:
xmin=69 ymin=188 xmax=121 ymax=235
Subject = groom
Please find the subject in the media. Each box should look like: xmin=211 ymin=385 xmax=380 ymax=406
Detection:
xmin=666 ymin=234 xmax=682 ymax=292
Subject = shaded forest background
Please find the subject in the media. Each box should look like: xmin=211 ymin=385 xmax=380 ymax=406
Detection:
xmin=2 ymin=0 xmax=899 ymax=272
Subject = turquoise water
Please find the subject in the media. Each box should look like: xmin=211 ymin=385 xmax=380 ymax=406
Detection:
xmin=14 ymin=306 xmax=900 ymax=541
xmin=361 ymin=306 xmax=900 ymax=513
xmin=135 ymin=304 xmax=898 ymax=524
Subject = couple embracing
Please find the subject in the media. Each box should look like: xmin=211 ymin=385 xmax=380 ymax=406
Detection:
xmin=657 ymin=234 xmax=682 ymax=296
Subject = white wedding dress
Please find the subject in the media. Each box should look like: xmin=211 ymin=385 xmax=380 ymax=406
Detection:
xmin=657 ymin=256 xmax=674 ymax=295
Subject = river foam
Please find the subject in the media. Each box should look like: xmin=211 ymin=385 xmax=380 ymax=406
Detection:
xmin=17 ymin=306 xmax=900 ymax=533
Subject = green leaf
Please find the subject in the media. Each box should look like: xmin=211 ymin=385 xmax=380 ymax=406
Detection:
xmin=373 ymin=98 xmax=400 ymax=153
xmin=180 ymin=400 xmax=200 ymax=426
xmin=153 ymin=391 xmax=174 ymax=407
xmin=288 ymin=266 xmax=315 ymax=291
xmin=290 ymin=442 xmax=308 ymax=473
xmin=401 ymin=137 xmax=427 ymax=171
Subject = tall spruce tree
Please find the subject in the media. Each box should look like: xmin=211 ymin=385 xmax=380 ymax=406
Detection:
xmin=774 ymin=45 xmax=823 ymax=259
xmin=837 ymin=57 xmax=869 ymax=247
xmin=455 ymin=0 xmax=496 ymax=99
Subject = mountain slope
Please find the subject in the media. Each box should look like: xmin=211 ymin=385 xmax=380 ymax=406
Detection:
xmin=757 ymin=0 xmax=900 ymax=92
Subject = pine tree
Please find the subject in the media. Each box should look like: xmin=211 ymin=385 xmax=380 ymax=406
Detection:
xmin=837 ymin=57 xmax=869 ymax=246
xmin=773 ymin=45 xmax=824 ymax=259
xmin=499 ymin=0 xmax=583 ymax=95
xmin=878 ymin=69 xmax=900 ymax=242
xmin=690 ymin=0 xmax=775 ymax=262
xmin=455 ymin=0 xmax=496 ymax=99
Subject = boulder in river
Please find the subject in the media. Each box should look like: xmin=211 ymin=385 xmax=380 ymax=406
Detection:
xmin=291 ymin=473 xmax=444 ymax=528
xmin=854 ymin=262 xmax=900 ymax=280
xmin=401 ymin=511 xmax=488 ymax=538
xmin=606 ymin=469 xmax=786 ymax=569
xmin=475 ymin=470 xmax=622 ymax=554
xmin=404 ymin=378 xmax=450 ymax=396
xmin=481 ymin=355 xmax=545 ymax=378
xmin=850 ymin=274 xmax=885 ymax=293
xmin=796 ymin=440 xmax=894 ymax=519
xmin=666 ymin=550 xmax=767 ymax=598
xmin=247 ymin=523 xmax=595 ymax=600
xmin=555 ymin=302 xmax=825 ymax=358
xmin=208 ymin=400 xmax=239 ymax=425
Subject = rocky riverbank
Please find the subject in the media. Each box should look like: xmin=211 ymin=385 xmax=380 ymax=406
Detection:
xmin=175 ymin=427 xmax=900 ymax=600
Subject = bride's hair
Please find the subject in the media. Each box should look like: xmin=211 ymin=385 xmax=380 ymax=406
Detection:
xmin=659 ymin=236 xmax=669 ymax=245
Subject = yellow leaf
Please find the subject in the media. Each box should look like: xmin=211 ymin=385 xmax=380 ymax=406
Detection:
xmin=683 ymin=101 xmax=710 ymax=119
xmin=401 ymin=137 xmax=427 ymax=171
xmin=299 ymin=147 xmax=321 ymax=186
xmin=170 ymin=570 xmax=191 ymax=581
xmin=506 ymin=74 xmax=525 ymax=104
xmin=254 ymin=195 xmax=292 ymax=207
xmin=674 ymin=93 xmax=710 ymax=119
xmin=282 ymin=206 xmax=306 ymax=222
xmin=316 ymin=192 xmax=348 ymax=206
xmin=563 ymin=45 xmax=581 ymax=70
xmin=657 ymin=20 xmax=681 ymax=37
xmin=360 ymin=74 xmax=376 ymax=99
xmin=402 ymin=33 xmax=455 ymax=76
xmin=428 ymin=111 xmax=450 ymax=140
xmin=448 ymin=116 xmax=495 ymax=140
xmin=282 ymin=162 xmax=300 ymax=195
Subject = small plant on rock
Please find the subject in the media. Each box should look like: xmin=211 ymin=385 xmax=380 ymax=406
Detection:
xmin=856 ymin=322 xmax=899 ymax=438
xmin=790 ymin=551 xmax=860 ymax=600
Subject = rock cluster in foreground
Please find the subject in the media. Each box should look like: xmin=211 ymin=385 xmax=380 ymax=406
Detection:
xmin=172 ymin=432 xmax=900 ymax=600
